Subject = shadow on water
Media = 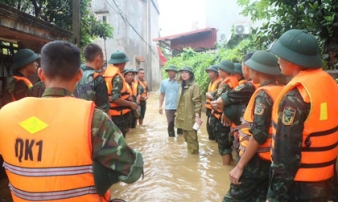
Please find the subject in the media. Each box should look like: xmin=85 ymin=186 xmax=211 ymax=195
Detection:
xmin=110 ymin=93 xmax=236 ymax=202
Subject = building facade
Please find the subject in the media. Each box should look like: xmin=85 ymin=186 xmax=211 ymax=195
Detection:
xmin=91 ymin=0 xmax=161 ymax=90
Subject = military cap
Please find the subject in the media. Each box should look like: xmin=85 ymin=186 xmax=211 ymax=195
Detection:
xmin=165 ymin=65 xmax=178 ymax=72
xmin=205 ymin=65 xmax=218 ymax=73
xmin=245 ymin=50 xmax=281 ymax=76
xmin=123 ymin=68 xmax=135 ymax=75
xmin=217 ymin=60 xmax=235 ymax=74
xmin=131 ymin=69 xmax=138 ymax=74
xmin=108 ymin=51 xmax=129 ymax=64
xmin=93 ymin=160 xmax=120 ymax=196
xmin=270 ymin=29 xmax=322 ymax=68
xmin=11 ymin=49 xmax=40 ymax=70
xmin=234 ymin=63 xmax=243 ymax=75
xmin=178 ymin=66 xmax=194 ymax=74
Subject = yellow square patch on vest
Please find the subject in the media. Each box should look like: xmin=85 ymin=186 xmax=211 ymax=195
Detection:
xmin=19 ymin=116 xmax=48 ymax=134
xmin=282 ymin=106 xmax=296 ymax=126
xmin=320 ymin=102 xmax=328 ymax=120
xmin=254 ymin=103 xmax=265 ymax=115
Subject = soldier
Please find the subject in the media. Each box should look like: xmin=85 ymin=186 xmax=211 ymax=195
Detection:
xmin=205 ymin=65 xmax=221 ymax=141
xmin=2 ymin=49 xmax=39 ymax=106
xmin=210 ymin=60 xmax=239 ymax=165
xmin=223 ymin=50 xmax=284 ymax=201
xmin=104 ymin=51 xmax=137 ymax=138
xmin=124 ymin=68 xmax=140 ymax=129
xmin=176 ymin=67 xmax=202 ymax=154
xmin=74 ymin=44 xmax=110 ymax=115
xmin=233 ymin=63 xmax=245 ymax=84
xmin=159 ymin=65 xmax=181 ymax=137
xmin=267 ymin=29 xmax=338 ymax=201
xmin=0 ymin=40 xmax=143 ymax=201
xmin=137 ymin=68 xmax=149 ymax=125
xmin=131 ymin=69 xmax=140 ymax=128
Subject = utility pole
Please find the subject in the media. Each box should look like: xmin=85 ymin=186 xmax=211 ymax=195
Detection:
xmin=72 ymin=0 xmax=81 ymax=47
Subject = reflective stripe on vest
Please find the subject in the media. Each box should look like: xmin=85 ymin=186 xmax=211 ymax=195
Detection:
xmin=0 ymin=97 xmax=110 ymax=201
xmin=104 ymin=64 xmax=131 ymax=116
xmin=205 ymin=77 xmax=221 ymax=110
xmin=138 ymin=80 xmax=148 ymax=97
xmin=238 ymin=84 xmax=284 ymax=161
xmin=271 ymin=69 xmax=338 ymax=182
xmin=13 ymin=76 xmax=33 ymax=88
xmin=212 ymin=75 xmax=239 ymax=119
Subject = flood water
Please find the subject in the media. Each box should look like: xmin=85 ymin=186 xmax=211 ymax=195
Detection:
xmin=110 ymin=93 xmax=236 ymax=202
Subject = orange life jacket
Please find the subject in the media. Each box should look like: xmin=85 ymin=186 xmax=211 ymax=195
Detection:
xmin=0 ymin=97 xmax=110 ymax=201
xmin=11 ymin=76 xmax=33 ymax=101
xmin=104 ymin=65 xmax=131 ymax=116
xmin=205 ymin=77 xmax=221 ymax=110
xmin=138 ymin=79 xmax=148 ymax=98
xmin=212 ymin=75 xmax=239 ymax=119
xmin=238 ymin=84 xmax=284 ymax=161
xmin=271 ymin=69 xmax=338 ymax=182
xmin=132 ymin=78 xmax=138 ymax=97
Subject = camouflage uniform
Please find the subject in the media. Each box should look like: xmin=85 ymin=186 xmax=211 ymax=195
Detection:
xmin=211 ymin=82 xmax=233 ymax=155
xmin=223 ymin=80 xmax=276 ymax=202
xmin=74 ymin=66 xmax=110 ymax=114
xmin=26 ymin=81 xmax=46 ymax=97
xmin=267 ymin=88 xmax=334 ymax=202
xmin=7 ymin=73 xmax=30 ymax=100
xmin=42 ymin=87 xmax=143 ymax=179
xmin=111 ymin=75 xmax=132 ymax=137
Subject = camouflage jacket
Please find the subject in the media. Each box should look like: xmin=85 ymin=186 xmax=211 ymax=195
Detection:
xmin=42 ymin=87 xmax=143 ymax=183
xmin=267 ymin=88 xmax=333 ymax=201
xmin=7 ymin=72 xmax=30 ymax=100
xmin=26 ymin=81 xmax=46 ymax=97
xmin=74 ymin=66 xmax=110 ymax=114
xmin=221 ymin=80 xmax=256 ymax=106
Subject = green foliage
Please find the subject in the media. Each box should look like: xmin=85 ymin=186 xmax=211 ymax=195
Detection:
xmin=237 ymin=0 xmax=338 ymax=69
xmin=0 ymin=0 xmax=114 ymax=47
xmin=163 ymin=38 xmax=255 ymax=94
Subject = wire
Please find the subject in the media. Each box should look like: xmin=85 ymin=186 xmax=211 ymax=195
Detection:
xmin=104 ymin=0 xmax=159 ymax=61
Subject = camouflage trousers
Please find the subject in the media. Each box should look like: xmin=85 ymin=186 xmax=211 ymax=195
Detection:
xmin=223 ymin=154 xmax=270 ymax=202
xmin=111 ymin=112 xmax=132 ymax=138
xmin=182 ymin=129 xmax=199 ymax=154
xmin=211 ymin=117 xmax=232 ymax=155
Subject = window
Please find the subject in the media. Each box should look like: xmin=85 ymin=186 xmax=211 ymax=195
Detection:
xmin=96 ymin=13 xmax=109 ymax=23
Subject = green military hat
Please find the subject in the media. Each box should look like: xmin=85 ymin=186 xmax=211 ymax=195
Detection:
xmin=234 ymin=63 xmax=243 ymax=75
xmin=123 ymin=68 xmax=134 ymax=75
xmin=131 ymin=68 xmax=138 ymax=74
xmin=245 ymin=50 xmax=281 ymax=76
xmin=93 ymin=160 xmax=120 ymax=196
xmin=165 ymin=65 xmax=178 ymax=72
xmin=217 ymin=60 xmax=235 ymax=74
xmin=223 ymin=104 xmax=246 ymax=126
xmin=205 ymin=65 xmax=218 ymax=73
xmin=11 ymin=49 xmax=40 ymax=70
xmin=178 ymin=66 xmax=194 ymax=74
xmin=270 ymin=29 xmax=322 ymax=68
xmin=108 ymin=51 xmax=129 ymax=64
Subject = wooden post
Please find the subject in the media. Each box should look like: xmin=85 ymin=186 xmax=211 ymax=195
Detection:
xmin=72 ymin=0 xmax=81 ymax=47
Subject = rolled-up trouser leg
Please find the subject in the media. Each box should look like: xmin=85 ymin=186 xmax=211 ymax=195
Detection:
xmin=182 ymin=129 xmax=199 ymax=154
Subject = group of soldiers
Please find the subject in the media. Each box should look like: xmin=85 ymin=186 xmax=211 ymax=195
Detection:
xmin=1 ymin=43 xmax=150 ymax=138
xmin=203 ymin=29 xmax=338 ymax=201
xmin=0 ymin=42 xmax=146 ymax=201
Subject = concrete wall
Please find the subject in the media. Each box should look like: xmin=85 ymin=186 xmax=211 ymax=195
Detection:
xmin=91 ymin=0 xmax=161 ymax=90
xmin=205 ymin=0 xmax=266 ymax=45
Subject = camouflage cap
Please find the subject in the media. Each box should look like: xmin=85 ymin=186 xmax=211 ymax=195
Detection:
xmin=234 ymin=63 xmax=243 ymax=75
xmin=108 ymin=51 xmax=129 ymax=64
xmin=205 ymin=65 xmax=218 ymax=73
xmin=165 ymin=65 xmax=178 ymax=72
xmin=178 ymin=66 xmax=194 ymax=74
xmin=217 ymin=60 xmax=234 ymax=74
xmin=10 ymin=49 xmax=40 ymax=70
xmin=123 ymin=68 xmax=134 ymax=75
xmin=270 ymin=29 xmax=322 ymax=68
xmin=245 ymin=50 xmax=281 ymax=76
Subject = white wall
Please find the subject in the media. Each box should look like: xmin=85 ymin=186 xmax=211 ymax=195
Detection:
xmin=91 ymin=0 xmax=161 ymax=90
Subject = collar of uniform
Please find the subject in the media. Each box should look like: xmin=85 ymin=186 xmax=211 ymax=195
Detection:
xmin=83 ymin=65 xmax=95 ymax=71
xmin=183 ymin=81 xmax=193 ymax=89
xmin=42 ymin=87 xmax=74 ymax=97
xmin=260 ymin=79 xmax=277 ymax=87
xmin=168 ymin=77 xmax=176 ymax=82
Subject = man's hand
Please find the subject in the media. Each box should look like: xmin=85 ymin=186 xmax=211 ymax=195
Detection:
xmin=159 ymin=107 xmax=163 ymax=115
xmin=195 ymin=117 xmax=203 ymax=126
xmin=221 ymin=113 xmax=232 ymax=127
xmin=144 ymin=96 xmax=149 ymax=101
xmin=229 ymin=165 xmax=244 ymax=185
xmin=211 ymin=97 xmax=224 ymax=111
xmin=206 ymin=92 xmax=213 ymax=100
xmin=130 ymin=102 xmax=137 ymax=110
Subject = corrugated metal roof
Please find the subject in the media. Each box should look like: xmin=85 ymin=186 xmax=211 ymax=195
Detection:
xmin=153 ymin=28 xmax=216 ymax=41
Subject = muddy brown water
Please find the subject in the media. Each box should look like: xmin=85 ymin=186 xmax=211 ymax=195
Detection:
xmin=110 ymin=93 xmax=235 ymax=202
